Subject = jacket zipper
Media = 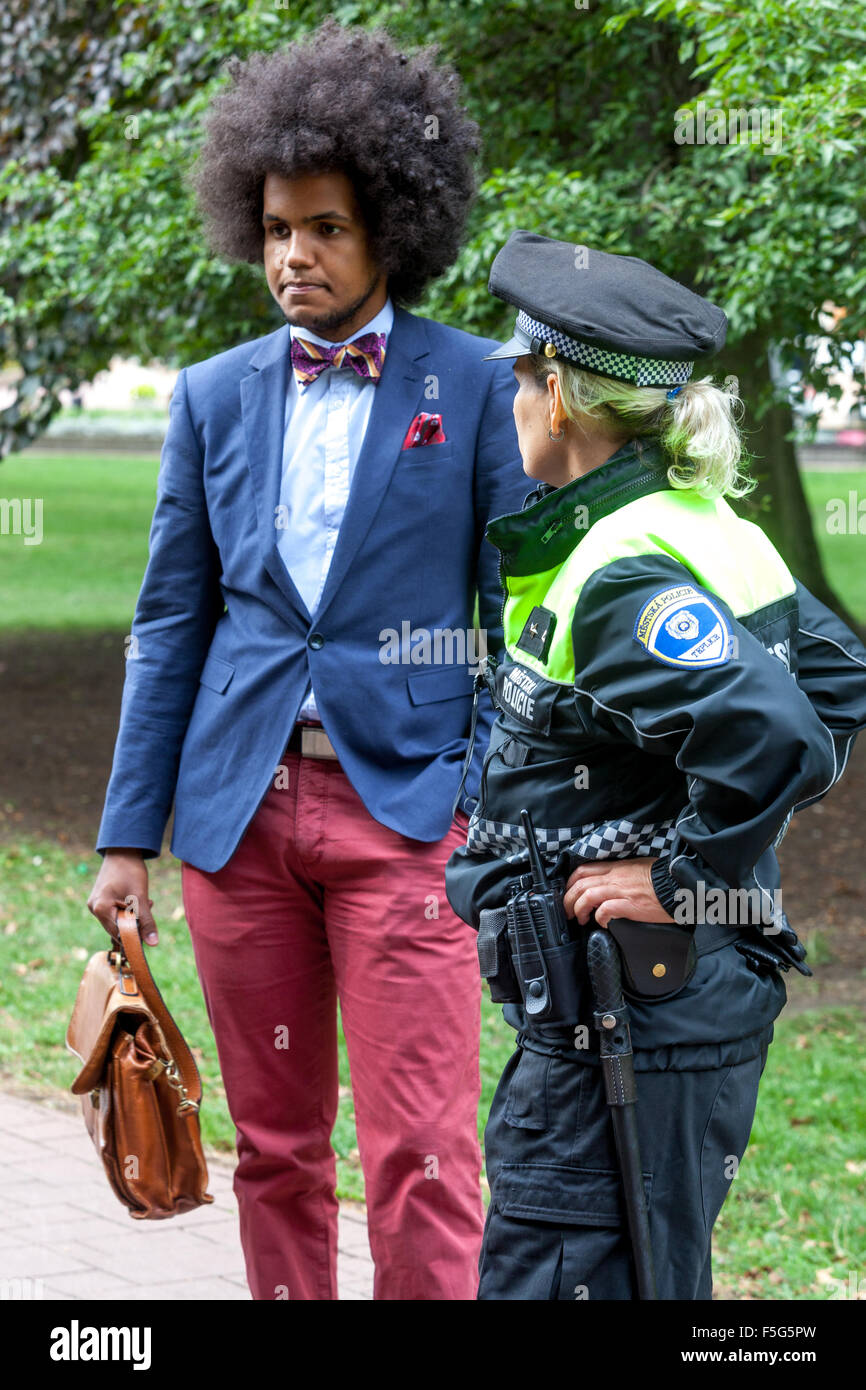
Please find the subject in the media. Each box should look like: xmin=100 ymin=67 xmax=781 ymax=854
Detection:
xmin=495 ymin=464 xmax=666 ymax=647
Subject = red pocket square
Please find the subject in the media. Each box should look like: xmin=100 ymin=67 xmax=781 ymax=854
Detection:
xmin=401 ymin=413 xmax=446 ymax=449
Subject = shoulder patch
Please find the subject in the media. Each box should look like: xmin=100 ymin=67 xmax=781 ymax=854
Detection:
xmin=633 ymin=584 xmax=734 ymax=669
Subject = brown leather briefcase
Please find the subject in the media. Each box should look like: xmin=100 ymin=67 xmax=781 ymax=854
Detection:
xmin=66 ymin=905 xmax=213 ymax=1220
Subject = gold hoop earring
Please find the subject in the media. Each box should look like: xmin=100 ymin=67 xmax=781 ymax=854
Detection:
xmin=548 ymin=427 xmax=565 ymax=442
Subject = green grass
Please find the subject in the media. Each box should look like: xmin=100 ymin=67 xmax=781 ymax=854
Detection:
xmin=713 ymin=1009 xmax=866 ymax=1300
xmin=800 ymin=470 xmax=866 ymax=623
xmin=0 ymin=454 xmax=159 ymax=629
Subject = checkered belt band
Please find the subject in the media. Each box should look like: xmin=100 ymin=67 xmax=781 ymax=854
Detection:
xmin=517 ymin=310 xmax=695 ymax=387
xmin=465 ymin=812 xmax=677 ymax=865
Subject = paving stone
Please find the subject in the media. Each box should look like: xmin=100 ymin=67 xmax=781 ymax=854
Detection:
xmin=0 ymin=1201 xmax=82 ymax=1231
xmin=182 ymin=1227 xmax=243 ymax=1251
xmin=3 ymin=1116 xmax=82 ymax=1138
xmin=72 ymin=1234 xmax=246 ymax=1281
xmin=0 ymin=1242 xmax=101 ymax=1278
xmin=0 ymin=1234 xmax=28 ymax=1255
xmin=0 ymin=1136 xmax=50 ymax=1161
xmin=103 ymin=1276 xmax=252 ymax=1301
xmin=5 ymin=1155 xmax=109 ymax=1187
xmin=0 ymin=1181 xmax=75 ymax=1208
xmin=33 ymin=1268 xmax=141 ymax=1299
xmin=17 ymin=1216 xmax=127 ymax=1245
xmin=183 ymin=1213 xmax=241 ymax=1234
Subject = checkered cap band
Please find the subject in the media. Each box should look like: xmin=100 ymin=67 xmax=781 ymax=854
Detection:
xmin=517 ymin=311 xmax=695 ymax=387
xmin=465 ymin=814 xmax=677 ymax=864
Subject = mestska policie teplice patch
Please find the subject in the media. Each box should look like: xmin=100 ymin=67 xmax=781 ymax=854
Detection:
xmin=633 ymin=584 xmax=734 ymax=669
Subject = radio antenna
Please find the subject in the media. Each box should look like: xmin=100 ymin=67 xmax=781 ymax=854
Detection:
xmin=520 ymin=809 xmax=549 ymax=889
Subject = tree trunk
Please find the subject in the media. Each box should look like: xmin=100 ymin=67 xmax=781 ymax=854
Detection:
xmin=723 ymin=330 xmax=863 ymax=635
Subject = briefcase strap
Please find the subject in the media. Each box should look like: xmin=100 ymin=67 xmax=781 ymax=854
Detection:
xmin=115 ymin=907 xmax=203 ymax=1111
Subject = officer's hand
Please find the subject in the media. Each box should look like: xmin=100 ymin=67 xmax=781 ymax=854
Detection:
xmin=563 ymin=857 xmax=675 ymax=928
xmin=87 ymin=850 xmax=158 ymax=945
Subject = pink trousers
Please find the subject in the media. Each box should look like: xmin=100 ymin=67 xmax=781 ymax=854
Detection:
xmin=181 ymin=750 xmax=484 ymax=1300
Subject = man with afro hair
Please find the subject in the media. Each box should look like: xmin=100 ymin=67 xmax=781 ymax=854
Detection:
xmin=89 ymin=18 xmax=527 ymax=1301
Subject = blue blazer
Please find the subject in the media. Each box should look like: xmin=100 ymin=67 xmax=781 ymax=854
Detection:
xmin=96 ymin=306 xmax=528 ymax=871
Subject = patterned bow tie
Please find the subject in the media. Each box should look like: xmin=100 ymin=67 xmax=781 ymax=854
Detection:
xmin=291 ymin=331 xmax=387 ymax=386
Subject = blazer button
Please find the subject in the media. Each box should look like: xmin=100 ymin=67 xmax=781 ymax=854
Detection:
xmin=308 ymin=632 xmax=326 ymax=650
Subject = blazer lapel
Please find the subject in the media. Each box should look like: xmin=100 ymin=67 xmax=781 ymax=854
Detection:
xmin=240 ymin=325 xmax=312 ymax=621
xmin=313 ymin=306 xmax=430 ymax=622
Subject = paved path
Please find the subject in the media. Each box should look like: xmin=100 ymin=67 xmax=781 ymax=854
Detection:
xmin=0 ymin=1090 xmax=373 ymax=1300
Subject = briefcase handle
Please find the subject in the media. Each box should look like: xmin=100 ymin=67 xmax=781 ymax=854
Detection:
xmin=113 ymin=903 xmax=203 ymax=1112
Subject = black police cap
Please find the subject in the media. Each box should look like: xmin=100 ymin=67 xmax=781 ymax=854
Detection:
xmin=483 ymin=230 xmax=727 ymax=388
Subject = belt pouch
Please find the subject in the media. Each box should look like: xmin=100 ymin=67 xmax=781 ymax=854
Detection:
xmin=477 ymin=908 xmax=521 ymax=1003
xmin=606 ymin=919 xmax=698 ymax=1001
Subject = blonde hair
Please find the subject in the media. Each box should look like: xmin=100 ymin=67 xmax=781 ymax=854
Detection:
xmin=530 ymin=357 xmax=754 ymax=500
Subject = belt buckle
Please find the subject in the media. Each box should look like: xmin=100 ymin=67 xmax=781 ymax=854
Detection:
xmin=300 ymin=726 xmax=338 ymax=760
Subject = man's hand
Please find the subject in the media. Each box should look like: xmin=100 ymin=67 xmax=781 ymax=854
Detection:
xmin=87 ymin=850 xmax=158 ymax=945
xmin=563 ymin=857 xmax=675 ymax=928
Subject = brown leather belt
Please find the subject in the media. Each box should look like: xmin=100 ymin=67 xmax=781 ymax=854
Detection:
xmin=286 ymin=722 xmax=339 ymax=760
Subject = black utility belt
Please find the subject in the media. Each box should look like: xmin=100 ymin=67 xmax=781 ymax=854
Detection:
xmin=477 ymin=893 xmax=739 ymax=1025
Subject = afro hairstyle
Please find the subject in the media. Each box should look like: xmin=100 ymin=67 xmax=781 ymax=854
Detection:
xmin=189 ymin=18 xmax=481 ymax=305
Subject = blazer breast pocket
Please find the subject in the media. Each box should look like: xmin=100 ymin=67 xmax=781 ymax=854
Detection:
xmin=399 ymin=442 xmax=455 ymax=466
xmin=407 ymin=666 xmax=474 ymax=705
xmin=198 ymin=654 xmax=235 ymax=694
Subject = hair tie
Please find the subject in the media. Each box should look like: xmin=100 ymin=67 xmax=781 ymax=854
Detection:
xmin=666 ymin=386 xmax=683 ymax=400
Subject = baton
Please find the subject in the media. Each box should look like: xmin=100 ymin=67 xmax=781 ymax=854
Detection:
xmin=586 ymin=927 xmax=657 ymax=1301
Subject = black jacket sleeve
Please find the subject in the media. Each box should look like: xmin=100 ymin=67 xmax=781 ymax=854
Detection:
xmin=570 ymin=558 xmax=840 ymax=921
xmin=792 ymin=581 xmax=866 ymax=809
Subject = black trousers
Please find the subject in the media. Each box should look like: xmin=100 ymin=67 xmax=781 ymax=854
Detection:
xmin=478 ymin=1030 xmax=771 ymax=1300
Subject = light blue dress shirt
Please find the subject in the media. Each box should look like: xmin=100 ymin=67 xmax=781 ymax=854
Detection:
xmin=278 ymin=297 xmax=395 ymax=723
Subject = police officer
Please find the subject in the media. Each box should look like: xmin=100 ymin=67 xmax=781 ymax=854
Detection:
xmin=445 ymin=230 xmax=866 ymax=1301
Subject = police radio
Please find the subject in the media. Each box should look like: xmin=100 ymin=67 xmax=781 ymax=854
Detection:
xmin=504 ymin=810 xmax=585 ymax=1023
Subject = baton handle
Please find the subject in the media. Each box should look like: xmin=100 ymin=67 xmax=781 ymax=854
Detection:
xmin=586 ymin=927 xmax=625 ymax=1014
xmin=586 ymin=928 xmax=635 ymax=1086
